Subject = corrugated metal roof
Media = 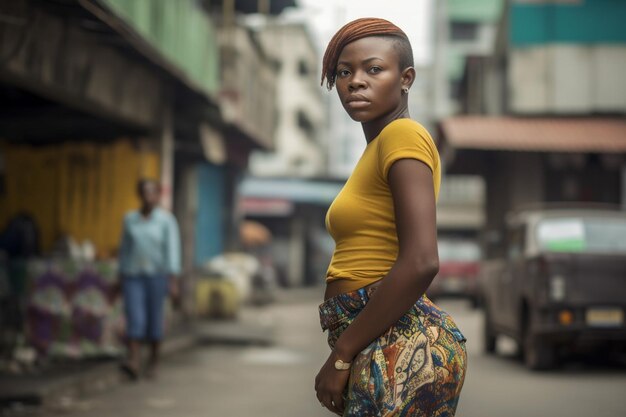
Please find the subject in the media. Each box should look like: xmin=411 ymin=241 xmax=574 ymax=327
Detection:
xmin=440 ymin=117 xmax=626 ymax=153
xmin=97 ymin=0 xmax=220 ymax=96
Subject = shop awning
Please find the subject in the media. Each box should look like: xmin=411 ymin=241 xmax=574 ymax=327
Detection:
xmin=239 ymin=178 xmax=343 ymax=206
xmin=440 ymin=117 xmax=626 ymax=153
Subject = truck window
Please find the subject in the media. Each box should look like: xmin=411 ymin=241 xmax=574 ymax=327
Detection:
xmin=537 ymin=217 xmax=626 ymax=254
xmin=483 ymin=229 xmax=504 ymax=260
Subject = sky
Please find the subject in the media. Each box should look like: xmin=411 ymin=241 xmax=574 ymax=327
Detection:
xmin=285 ymin=0 xmax=433 ymax=66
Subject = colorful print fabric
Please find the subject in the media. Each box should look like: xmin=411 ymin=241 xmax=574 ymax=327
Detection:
xmin=319 ymin=287 xmax=467 ymax=416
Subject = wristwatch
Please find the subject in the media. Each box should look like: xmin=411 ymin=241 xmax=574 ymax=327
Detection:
xmin=334 ymin=358 xmax=351 ymax=371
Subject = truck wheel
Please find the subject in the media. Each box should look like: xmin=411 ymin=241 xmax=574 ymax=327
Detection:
xmin=523 ymin=327 xmax=556 ymax=370
xmin=483 ymin=304 xmax=496 ymax=353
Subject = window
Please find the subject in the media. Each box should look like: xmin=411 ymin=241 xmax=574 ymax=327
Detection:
xmin=291 ymin=156 xmax=306 ymax=168
xmin=296 ymin=110 xmax=315 ymax=138
xmin=450 ymin=21 xmax=478 ymax=41
xmin=298 ymin=59 xmax=309 ymax=76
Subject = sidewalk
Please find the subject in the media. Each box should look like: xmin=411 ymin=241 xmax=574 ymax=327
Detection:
xmin=0 ymin=306 xmax=277 ymax=415
xmin=0 ymin=326 xmax=195 ymax=412
xmin=0 ymin=286 xmax=328 ymax=417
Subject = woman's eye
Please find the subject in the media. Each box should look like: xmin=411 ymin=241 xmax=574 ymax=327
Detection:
xmin=368 ymin=66 xmax=382 ymax=74
xmin=337 ymin=69 xmax=350 ymax=77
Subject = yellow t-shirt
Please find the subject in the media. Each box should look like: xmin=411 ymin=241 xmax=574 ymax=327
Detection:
xmin=325 ymin=118 xmax=441 ymax=293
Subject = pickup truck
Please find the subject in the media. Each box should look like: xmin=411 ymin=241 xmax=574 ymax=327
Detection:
xmin=479 ymin=207 xmax=626 ymax=370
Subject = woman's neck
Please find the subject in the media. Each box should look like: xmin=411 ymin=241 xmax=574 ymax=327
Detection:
xmin=362 ymin=106 xmax=411 ymax=143
xmin=140 ymin=205 xmax=156 ymax=217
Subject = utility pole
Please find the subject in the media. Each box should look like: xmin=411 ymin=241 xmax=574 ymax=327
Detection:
xmin=222 ymin=0 xmax=236 ymax=69
xmin=223 ymin=0 xmax=235 ymax=24
xmin=258 ymin=0 xmax=270 ymax=15
xmin=432 ymin=0 xmax=450 ymax=119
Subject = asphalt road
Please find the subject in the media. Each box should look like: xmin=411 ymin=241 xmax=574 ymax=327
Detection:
xmin=28 ymin=287 xmax=626 ymax=417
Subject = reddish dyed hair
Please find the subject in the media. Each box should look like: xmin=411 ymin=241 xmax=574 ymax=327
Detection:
xmin=321 ymin=17 xmax=413 ymax=90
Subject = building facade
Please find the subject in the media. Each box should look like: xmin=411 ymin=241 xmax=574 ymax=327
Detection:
xmin=436 ymin=0 xmax=504 ymax=116
xmin=426 ymin=0 xmax=503 ymax=235
xmin=0 ymin=0 xmax=291 ymax=358
xmin=439 ymin=0 xmax=626 ymax=244
xmin=248 ymin=22 xmax=326 ymax=178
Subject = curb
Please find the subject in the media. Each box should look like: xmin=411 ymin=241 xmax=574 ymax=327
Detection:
xmin=0 ymin=304 xmax=280 ymax=414
xmin=194 ymin=320 xmax=275 ymax=347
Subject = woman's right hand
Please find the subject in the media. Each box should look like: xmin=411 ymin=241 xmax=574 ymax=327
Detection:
xmin=315 ymin=350 xmax=351 ymax=415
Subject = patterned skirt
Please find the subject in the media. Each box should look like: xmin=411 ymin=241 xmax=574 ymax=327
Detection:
xmin=319 ymin=286 xmax=467 ymax=417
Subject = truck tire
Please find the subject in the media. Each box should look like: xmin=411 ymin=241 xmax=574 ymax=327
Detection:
xmin=483 ymin=304 xmax=496 ymax=353
xmin=523 ymin=319 xmax=556 ymax=370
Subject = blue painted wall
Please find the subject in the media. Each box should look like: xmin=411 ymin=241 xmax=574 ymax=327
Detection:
xmin=194 ymin=163 xmax=224 ymax=266
xmin=511 ymin=0 xmax=626 ymax=46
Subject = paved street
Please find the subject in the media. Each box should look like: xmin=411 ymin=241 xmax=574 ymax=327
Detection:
xmin=30 ymin=287 xmax=626 ymax=417
xmin=451 ymin=303 xmax=626 ymax=417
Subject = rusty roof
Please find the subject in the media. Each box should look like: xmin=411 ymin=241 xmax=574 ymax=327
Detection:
xmin=440 ymin=117 xmax=626 ymax=153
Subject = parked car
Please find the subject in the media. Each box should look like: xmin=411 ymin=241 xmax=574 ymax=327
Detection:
xmin=479 ymin=207 xmax=626 ymax=370
xmin=427 ymin=238 xmax=481 ymax=307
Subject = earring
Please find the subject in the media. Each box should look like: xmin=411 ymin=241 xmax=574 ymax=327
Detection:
xmin=402 ymin=87 xmax=409 ymax=94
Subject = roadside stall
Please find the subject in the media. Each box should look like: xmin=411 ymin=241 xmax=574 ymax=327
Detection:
xmin=0 ymin=140 xmax=167 ymax=364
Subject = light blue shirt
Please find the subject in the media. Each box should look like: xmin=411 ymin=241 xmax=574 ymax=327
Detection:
xmin=118 ymin=208 xmax=181 ymax=276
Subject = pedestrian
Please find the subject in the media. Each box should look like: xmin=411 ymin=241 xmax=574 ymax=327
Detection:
xmin=117 ymin=179 xmax=181 ymax=380
xmin=315 ymin=18 xmax=467 ymax=416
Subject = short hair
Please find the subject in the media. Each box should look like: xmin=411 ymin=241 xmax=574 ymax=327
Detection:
xmin=321 ymin=18 xmax=414 ymax=90
xmin=136 ymin=178 xmax=160 ymax=195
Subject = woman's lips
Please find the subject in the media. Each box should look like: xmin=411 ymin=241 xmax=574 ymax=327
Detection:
xmin=346 ymin=100 xmax=370 ymax=109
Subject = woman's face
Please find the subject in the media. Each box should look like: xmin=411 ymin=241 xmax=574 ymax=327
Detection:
xmin=335 ymin=36 xmax=407 ymax=123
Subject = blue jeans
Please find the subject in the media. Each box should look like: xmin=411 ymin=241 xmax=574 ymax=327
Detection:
xmin=122 ymin=274 xmax=168 ymax=341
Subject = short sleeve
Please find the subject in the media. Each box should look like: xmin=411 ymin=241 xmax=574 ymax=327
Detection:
xmin=377 ymin=120 xmax=438 ymax=180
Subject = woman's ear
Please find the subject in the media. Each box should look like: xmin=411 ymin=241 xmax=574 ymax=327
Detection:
xmin=401 ymin=67 xmax=416 ymax=91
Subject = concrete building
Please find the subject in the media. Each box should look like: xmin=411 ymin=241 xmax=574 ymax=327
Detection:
xmin=0 ymin=0 xmax=295 ymax=358
xmin=426 ymin=0 xmax=505 ymax=235
xmin=324 ymin=90 xmax=365 ymax=179
xmin=248 ymin=21 xmax=326 ymax=178
xmin=0 ymin=0 xmax=225 ymax=263
xmin=232 ymin=19 xmax=330 ymax=287
xmin=426 ymin=0 xmax=504 ymax=118
xmin=0 ymin=0 xmax=224 ymax=358
xmin=439 ymin=0 xmax=626 ymax=249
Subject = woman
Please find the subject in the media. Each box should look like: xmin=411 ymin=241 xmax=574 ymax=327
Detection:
xmin=315 ymin=18 xmax=467 ymax=416
xmin=118 ymin=179 xmax=181 ymax=379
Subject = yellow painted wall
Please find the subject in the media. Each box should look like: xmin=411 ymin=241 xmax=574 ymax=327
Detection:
xmin=0 ymin=140 xmax=160 ymax=258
